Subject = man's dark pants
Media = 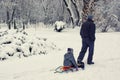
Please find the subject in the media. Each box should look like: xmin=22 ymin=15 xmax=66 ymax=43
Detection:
xmin=77 ymin=38 xmax=94 ymax=63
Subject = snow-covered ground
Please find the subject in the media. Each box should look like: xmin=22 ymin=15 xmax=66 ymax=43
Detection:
xmin=0 ymin=26 xmax=120 ymax=80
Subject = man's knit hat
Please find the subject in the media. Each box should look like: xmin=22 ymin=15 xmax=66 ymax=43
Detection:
xmin=87 ymin=15 xmax=93 ymax=20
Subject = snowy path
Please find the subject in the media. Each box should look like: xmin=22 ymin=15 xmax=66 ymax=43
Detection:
xmin=0 ymin=27 xmax=120 ymax=80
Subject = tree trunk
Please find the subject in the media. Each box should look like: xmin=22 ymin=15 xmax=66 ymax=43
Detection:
xmin=23 ymin=22 xmax=25 ymax=30
xmin=6 ymin=10 xmax=11 ymax=29
xmin=8 ymin=22 xmax=11 ymax=30
xmin=82 ymin=0 xmax=95 ymax=22
xmin=14 ymin=20 xmax=17 ymax=29
xmin=71 ymin=0 xmax=80 ymax=26
xmin=63 ymin=0 xmax=81 ymax=27
xmin=6 ymin=8 xmax=16 ymax=29
xmin=63 ymin=0 xmax=73 ymax=26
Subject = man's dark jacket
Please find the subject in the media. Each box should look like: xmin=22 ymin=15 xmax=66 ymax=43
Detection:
xmin=80 ymin=19 xmax=96 ymax=41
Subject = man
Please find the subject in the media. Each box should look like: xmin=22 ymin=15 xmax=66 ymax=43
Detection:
xmin=77 ymin=15 xmax=96 ymax=65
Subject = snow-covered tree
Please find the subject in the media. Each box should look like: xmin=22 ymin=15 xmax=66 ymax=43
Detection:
xmin=94 ymin=0 xmax=120 ymax=32
xmin=63 ymin=0 xmax=82 ymax=27
xmin=0 ymin=0 xmax=17 ymax=29
xmin=0 ymin=0 xmax=120 ymax=32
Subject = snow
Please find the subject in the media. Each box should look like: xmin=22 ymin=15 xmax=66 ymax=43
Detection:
xmin=54 ymin=21 xmax=66 ymax=30
xmin=0 ymin=26 xmax=120 ymax=80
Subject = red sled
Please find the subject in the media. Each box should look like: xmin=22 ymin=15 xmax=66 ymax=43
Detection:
xmin=60 ymin=66 xmax=72 ymax=71
xmin=54 ymin=66 xmax=74 ymax=73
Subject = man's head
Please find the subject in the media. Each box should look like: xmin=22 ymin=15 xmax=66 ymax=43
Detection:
xmin=87 ymin=15 xmax=93 ymax=20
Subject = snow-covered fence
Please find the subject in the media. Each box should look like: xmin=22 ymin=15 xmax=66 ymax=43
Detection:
xmin=54 ymin=21 xmax=66 ymax=32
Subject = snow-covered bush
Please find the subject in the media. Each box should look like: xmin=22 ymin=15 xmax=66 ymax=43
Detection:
xmin=0 ymin=29 xmax=59 ymax=60
xmin=54 ymin=21 xmax=66 ymax=32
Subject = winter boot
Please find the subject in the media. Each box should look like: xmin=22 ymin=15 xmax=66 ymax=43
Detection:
xmin=77 ymin=61 xmax=85 ymax=70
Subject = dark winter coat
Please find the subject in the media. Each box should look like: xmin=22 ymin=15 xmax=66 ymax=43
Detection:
xmin=80 ymin=19 xmax=96 ymax=41
xmin=63 ymin=52 xmax=78 ymax=68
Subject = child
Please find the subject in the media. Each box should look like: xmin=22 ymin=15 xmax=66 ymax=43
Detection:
xmin=63 ymin=48 xmax=78 ymax=71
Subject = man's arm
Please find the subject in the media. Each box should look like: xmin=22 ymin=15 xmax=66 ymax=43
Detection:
xmin=89 ymin=23 xmax=96 ymax=41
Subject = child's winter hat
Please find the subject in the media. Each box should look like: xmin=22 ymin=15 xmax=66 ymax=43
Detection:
xmin=67 ymin=48 xmax=73 ymax=51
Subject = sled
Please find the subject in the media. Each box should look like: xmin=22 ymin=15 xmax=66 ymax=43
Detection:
xmin=54 ymin=63 xmax=85 ymax=73
xmin=54 ymin=66 xmax=74 ymax=73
